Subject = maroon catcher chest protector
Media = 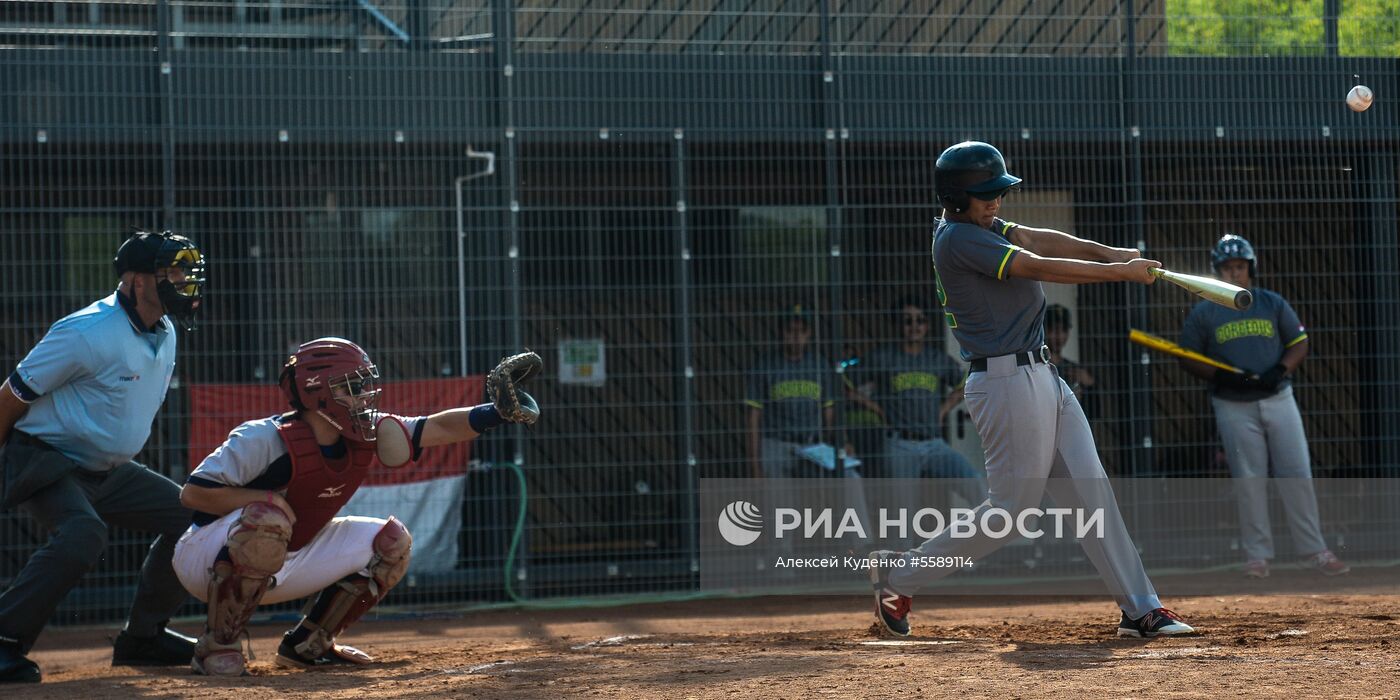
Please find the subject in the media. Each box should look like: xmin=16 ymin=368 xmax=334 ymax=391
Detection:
xmin=277 ymin=417 xmax=377 ymax=551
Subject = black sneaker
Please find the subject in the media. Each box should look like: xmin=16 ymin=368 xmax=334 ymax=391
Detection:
xmin=867 ymin=550 xmax=912 ymax=637
xmin=275 ymin=632 xmax=372 ymax=669
xmin=1117 ymin=608 xmax=1196 ymax=638
xmin=111 ymin=625 xmax=197 ymax=667
xmin=0 ymin=640 xmax=40 ymax=683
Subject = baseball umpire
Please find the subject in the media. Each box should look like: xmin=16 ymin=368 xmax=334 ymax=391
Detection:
xmin=867 ymin=141 xmax=1195 ymax=639
xmin=0 ymin=231 xmax=206 ymax=683
xmin=1179 ymin=234 xmax=1347 ymax=579
xmin=173 ymin=338 xmax=540 ymax=675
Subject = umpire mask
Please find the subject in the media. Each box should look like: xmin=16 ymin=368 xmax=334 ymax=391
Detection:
xmin=115 ymin=231 xmax=207 ymax=331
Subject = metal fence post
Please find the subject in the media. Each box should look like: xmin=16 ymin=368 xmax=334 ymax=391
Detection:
xmin=672 ymin=129 xmax=700 ymax=586
xmin=492 ymin=0 xmax=528 ymax=599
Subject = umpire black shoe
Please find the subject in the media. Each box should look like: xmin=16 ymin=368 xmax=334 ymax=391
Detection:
xmin=111 ymin=625 xmax=197 ymax=666
xmin=0 ymin=640 xmax=40 ymax=683
xmin=1116 ymin=608 xmax=1196 ymax=638
xmin=867 ymin=550 xmax=912 ymax=637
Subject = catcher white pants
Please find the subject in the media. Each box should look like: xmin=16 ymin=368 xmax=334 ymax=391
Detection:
xmin=173 ymin=509 xmax=388 ymax=605
xmin=1212 ymin=386 xmax=1328 ymax=562
xmin=887 ymin=359 xmax=1162 ymax=619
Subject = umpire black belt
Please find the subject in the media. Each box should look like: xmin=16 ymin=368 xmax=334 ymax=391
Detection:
xmin=7 ymin=430 xmax=52 ymax=450
xmin=969 ymin=345 xmax=1051 ymax=373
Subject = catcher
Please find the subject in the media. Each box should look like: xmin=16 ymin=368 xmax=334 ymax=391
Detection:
xmin=171 ymin=338 xmax=540 ymax=676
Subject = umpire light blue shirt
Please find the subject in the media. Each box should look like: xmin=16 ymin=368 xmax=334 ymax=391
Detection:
xmin=10 ymin=291 xmax=176 ymax=470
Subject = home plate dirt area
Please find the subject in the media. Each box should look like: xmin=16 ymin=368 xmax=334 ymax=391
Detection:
xmin=11 ymin=592 xmax=1398 ymax=699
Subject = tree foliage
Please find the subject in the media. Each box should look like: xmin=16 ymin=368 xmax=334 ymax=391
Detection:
xmin=1167 ymin=0 xmax=1400 ymax=56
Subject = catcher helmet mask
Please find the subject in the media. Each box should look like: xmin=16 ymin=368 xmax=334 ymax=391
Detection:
xmin=934 ymin=141 xmax=1023 ymax=214
xmin=279 ymin=338 xmax=382 ymax=443
xmin=114 ymin=230 xmax=207 ymax=331
xmin=1211 ymin=233 xmax=1256 ymax=278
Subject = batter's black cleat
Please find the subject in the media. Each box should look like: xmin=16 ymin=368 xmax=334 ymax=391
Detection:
xmin=111 ymin=625 xmax=197 ymax=666
xmin=1116 ymin=608 xmax=1196 ymax=638
xmin=867 ymin=550 xmax=912 ymax=637
xmin=0 ymin=640 xmax=40 ymax=683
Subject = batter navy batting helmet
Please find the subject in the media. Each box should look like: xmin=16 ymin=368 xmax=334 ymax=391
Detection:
xmin=934 ymin=141 xmax=1023 ymax=214
xmin=279 ymin=337 xmax=382 ymax=443
xmin=1211 ymin=233 xmax=1256 ymax=278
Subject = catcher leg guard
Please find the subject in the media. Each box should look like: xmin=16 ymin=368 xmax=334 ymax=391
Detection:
xmin=276 ymin=517 xmax=412 ymax=669
xmin=193 ymin=502 xmax=291 ymax=676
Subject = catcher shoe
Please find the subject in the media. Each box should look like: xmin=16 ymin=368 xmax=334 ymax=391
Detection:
xmin=275 ymin=632 xmax=373 ymax=669
xmin=867 ymin=550 xmax=912 ymax=637
xmin=0 ymin=640 xmax=40 ymax=683
xmin=1242 ymin=560 xmax=1270 ymax=579
xmin=1303 ymin=550 xmax=1349 ymax=576
xmin=1116 ymin=608 xmax=1195 ymax=638
xmin=112 ymin=625 xmax=198 ymax=666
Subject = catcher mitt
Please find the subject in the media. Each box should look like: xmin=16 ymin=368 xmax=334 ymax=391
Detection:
xmin=487 ymin=351 xmax=542 ymax=425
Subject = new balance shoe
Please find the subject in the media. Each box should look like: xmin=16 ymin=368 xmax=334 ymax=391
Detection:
xmin=866 ymin=550 xmax=911 ymax=637
xmin=1117 ymin=608 xmax=1195 ymax=638
xmin=1242 ymin=560 xmax=1270 ymax=579
xmin=1303 ymin=550 xmax=1349 ymax=576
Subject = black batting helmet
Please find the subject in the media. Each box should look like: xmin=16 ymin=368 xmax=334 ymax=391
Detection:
xmin=934 ymin=141 xmax=1023 ymax=214
xmin=1211 ymin=234 xmax=1256 ymax=278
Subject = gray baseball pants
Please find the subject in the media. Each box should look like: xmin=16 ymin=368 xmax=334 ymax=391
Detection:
xmin=883 ymin=435 xmax=985 ymax=543
xmin=0 ymin=440 xmax=192 ymax=653
xmin=887 ymin=358 xmax=1163 ymax=618
xmin=1212 ymin=386 xmax=1327 ymax=562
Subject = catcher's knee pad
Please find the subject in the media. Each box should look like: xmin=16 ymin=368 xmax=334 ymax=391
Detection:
xmin=369 ymin=516 xmax=412 ymax=591
xmin=288 ymin=518 xmax=413 ymax=662
xmin=228 ymin=501 xmax=293 ymax=577
xmin=200 ymin=501 xmax=292 ymax=664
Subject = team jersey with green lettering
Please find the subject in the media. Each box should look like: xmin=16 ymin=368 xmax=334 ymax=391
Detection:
xmin=932 ymin=217 xmax=1046 ymax=361
xmin=867 ymin=345 xmax=963 ymax=437
xmin=1180 ymin=287 xmax=1307 ymax=401
xmin=745 ymin=351 xmax=835 ymax=443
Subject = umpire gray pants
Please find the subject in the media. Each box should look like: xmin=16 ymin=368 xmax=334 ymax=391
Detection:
xmin=0 ymin=439 xmax=192 ymax=653
xmin=1212 ymin=386 xmax=1327 ymax=562
xmin=887 ymin=359 xmax=1162 ymax=619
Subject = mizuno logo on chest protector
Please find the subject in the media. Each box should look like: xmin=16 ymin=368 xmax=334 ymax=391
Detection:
xmin=319 ymin=484 xmax=346 ymax=499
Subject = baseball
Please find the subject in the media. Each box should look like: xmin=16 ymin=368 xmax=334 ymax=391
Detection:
xmin=1346 ymin=84 xmax=1373 ymax=112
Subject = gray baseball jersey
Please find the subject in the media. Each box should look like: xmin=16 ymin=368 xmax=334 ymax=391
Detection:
xmin=932 ymin=217 xmax=1046 ymax=361
xmin=745 ymin=351 xmax=835 ymax=444
xmin=868 ymin=345 xmax=962 ymax=438
xmin=1180 ymin=288 xmax=1307 ymax=401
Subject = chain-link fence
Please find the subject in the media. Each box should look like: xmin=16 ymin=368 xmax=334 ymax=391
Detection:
xmin=1 ymin=1 xmax=1397 ymax=626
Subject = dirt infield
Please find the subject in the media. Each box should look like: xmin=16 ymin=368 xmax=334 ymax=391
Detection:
xmin=9 ymin=591 xmax=1398 ymax=699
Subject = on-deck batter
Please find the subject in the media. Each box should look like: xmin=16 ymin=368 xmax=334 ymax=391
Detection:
xmin=1178 ymin=234 xmax=1347 ymax=579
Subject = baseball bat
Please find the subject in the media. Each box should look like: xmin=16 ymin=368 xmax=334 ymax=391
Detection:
xmin=1128 ymin=328 xmax=1245 ymax=374
xmin=1149 ymin=267 xmax=1252 ymax=310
